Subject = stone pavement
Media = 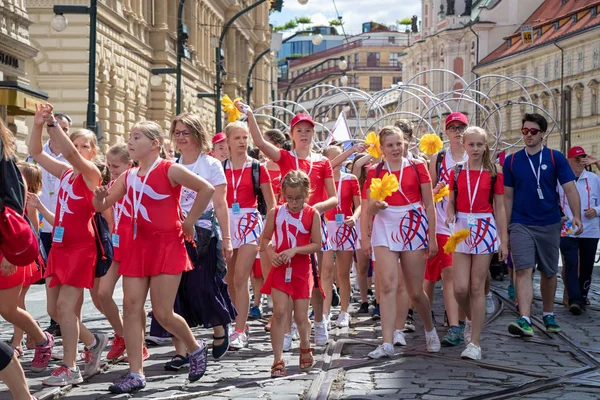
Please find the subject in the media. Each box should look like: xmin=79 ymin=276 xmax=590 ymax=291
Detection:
xmin=1 ymin=266 xmax=600 ymax=399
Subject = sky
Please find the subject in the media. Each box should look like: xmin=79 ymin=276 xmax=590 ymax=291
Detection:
xmin=270 ymin=0 xmax=422 ymax=36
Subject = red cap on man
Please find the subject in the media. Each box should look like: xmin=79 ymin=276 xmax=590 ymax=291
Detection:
xmin=567 ymin=146 xmax=586 ymax=159
xmin=212 ymin=132 xmax=226 ymax=145
xmin=290 ymin=113 xmax=315 ymax=131
xmin=445 ymin=112 xmax=469 ymax=128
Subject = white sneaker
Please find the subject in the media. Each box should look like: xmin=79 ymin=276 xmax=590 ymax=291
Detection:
xmin=145 ymin=335 xmax=171 ymax=346
xmin=324 ymin=314 xmax=332 ymax=330
xmin=393 ymin=329 xmax=407 ymax=346
xmin=228 ymin=331 xmax=248 ymax=350
xmin=314 ymin=321 xmax=329 ymax=346
xmin=267 ymin=295 xmax=273 ymax=310
xmin=368 ymin=343 xmax=394 ymax=359
xmin=42 ymin=365 xmax=84 ymax=387
xmin=426 ymin=331 xmax=441 ymax=353
xmin=83 ymin=333 xmax=109 ymax=377
xmin=486 ymin=293 xmax=494 ymax=314
xmin=464 ymin=319 xmax=473 ymax=345
xmin=461 ymin=342 xmax=482 ymax=360
xmin=51 ymin=348 xmax=64 ymax=361
xmin=291 ymin=322 xmax=300 ymax=341
xmin=336 ymin=312 xmax=351 ymax=328
xmin=283 ymin=333 xmax=292 ymax=352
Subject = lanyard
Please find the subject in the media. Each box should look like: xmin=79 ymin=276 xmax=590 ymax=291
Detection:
xmin=57 ymin=172 xmax=73 ymax=226
xmin=525 ymin=149 xmax=543 ymax=190
xmin=336 ymin=172 xmax=344 ymax=213
xmin=563 ymin=175 xmax=591 ymax=210
xmin=293 ymin=151 xmax=313 ymax=176
xmin=465 ymin=162 xmax=484 ymax=214
xmin=227 ymin=158 xmax=250 ymax=203
xmin=113 ymin=199 xmax=125 ymax=233
xmin=385 ymin=159 xmax=409 ymax=200
xmin=132 ymin=157 xmax=161 ymax=222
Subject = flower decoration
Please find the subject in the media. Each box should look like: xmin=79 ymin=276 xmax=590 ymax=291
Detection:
xmin=369 ymin=172 xmax=399 ymax=201
xmin=443 ymin=229 xmax=470 ymax=254
xmin=433 ymin=185 xmax=450 ymax=203
xmin=419 ymin=133 xmax=443 ymax=155
xmin=222 ymin=95 xmax=243 ymax=123
xmin=365 ymin=131 xmax=382 ymax=159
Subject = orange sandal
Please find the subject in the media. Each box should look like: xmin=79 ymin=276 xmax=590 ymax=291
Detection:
xmin=271 ymin=360 xmax=286 ymax=378
xmin=299 ymin=347 xmax=314 ymax=371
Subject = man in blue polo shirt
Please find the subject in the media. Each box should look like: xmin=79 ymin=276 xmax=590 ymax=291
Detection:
xmin=503 ymin=113 xmax=582 ymax=337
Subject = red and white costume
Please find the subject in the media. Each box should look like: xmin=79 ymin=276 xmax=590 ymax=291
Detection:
xmin=109 ymin=179 xmax=132 ymax=263
xmin=118 ymin=159 xmax=192 ymax=277
xmin=45 ymin=170 xmax=97 ymax=288
xmin=324 ymin=172 xmax=360 ymax=251
xmin=365 ymin=159 xmax=431 ymax=253
xmin=275 ymin=149 xmax=334 ymax=251
xmin=267 ymin=167 xmax=282 ymax=203
xmin=260 ymin=204 xmax=317 ymax=299
xmin=225 ymin=158 xmax=270 ymax=249
xmin=448 ymin=166 xmax=504 ymax=254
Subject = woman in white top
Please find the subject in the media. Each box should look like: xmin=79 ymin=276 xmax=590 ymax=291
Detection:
xmin=558 ymin=146 xmax=600 ymax=315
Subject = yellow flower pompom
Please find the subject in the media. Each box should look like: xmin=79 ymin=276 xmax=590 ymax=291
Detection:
xmin=369 ymin=172 xmax=399 ymax=201
xmin=443 ymin=229 xmax=470 ymax=254
xmin=365 ymin=131 xmax=382 ymax=159
xmin=433 ymin=185 xmax=450 ymax=203
xmin=419 ymin=133 xmax=443 ymax=155
xmin=222 ymin=94 xmax=243 ymax=123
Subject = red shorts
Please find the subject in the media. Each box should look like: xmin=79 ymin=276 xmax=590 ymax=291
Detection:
xmin=0 ymin=256 xmax=40 ymax=290
xmin=425 ymin=234 xmax=453 ymax=282
xmin=251 ymin=258 xmax=262 ymax=278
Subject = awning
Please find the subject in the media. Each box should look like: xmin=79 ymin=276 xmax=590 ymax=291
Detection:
xmin=0 ymin=81 xmax=48 ymax=116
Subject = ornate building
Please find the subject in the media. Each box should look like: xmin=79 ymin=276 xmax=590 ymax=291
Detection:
xmin=25 ymin=0 xmax=272 ymax=153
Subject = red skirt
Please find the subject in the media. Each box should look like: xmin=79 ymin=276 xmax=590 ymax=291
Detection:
xmin=0 ymin=256 xmax=40 ymax=290
xmin=251 ymin=257 xmax=262 ymax=278
xmin=119 ymin=229 xmax=192 ymax=278
xmin=260 ymin=255 xmax=313 ymax=300
xmin=45 ymin=241 xmax=97 ymax=289
xmin=112 ymin=224 xmax=133 ymax=263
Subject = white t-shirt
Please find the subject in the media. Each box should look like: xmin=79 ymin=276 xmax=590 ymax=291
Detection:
xmin=26 ymin=141 xmax=70 ymax=233
xmin=179 ymin=154 xmax=226 ymax=229
xmin=557 ymin=170 xmax=600 ymax=239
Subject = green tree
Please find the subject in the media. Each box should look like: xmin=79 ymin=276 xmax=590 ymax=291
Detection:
xmin=295 ymin=16 xmax=312 ymax=30
xmin=274 ymin=19 xmax=298 ymax=32
xmin=397 ymin=17 xmax=412 ymax=32
xmin=329 ymin=19 xmax=342 ymax=27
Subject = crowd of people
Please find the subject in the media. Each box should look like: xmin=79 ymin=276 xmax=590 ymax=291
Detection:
xmin=0 ymin=99 xmax=599 ymax=398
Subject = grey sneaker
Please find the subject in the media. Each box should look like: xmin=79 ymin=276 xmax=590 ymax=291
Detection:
xmin=42 ymin=365 xmax=83 ymax=386
xmin=83 ymin=333 xmax=109 ymax=377
xmin=188 ymin=342 xmax=208 ymax=382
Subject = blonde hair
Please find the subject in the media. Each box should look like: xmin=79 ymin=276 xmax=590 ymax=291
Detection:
xmin=107 ymin=143 xmax=130 ymax=164
xmin=132 ymin=120 xmax=164 ymax=148
xmin=0 ymin=119 xmax=15 ymax=160
xmin=323 ymin=144 xmax=343 ymax=158
xmin=170 ymin=112 xmax=211 ymax=154
xmin=224 ymin=121 xmax=249 ymax=138
xmin=281 ymin=170 xmax=312 ymax=199
xmin=378 ymin=125 xmax=404 ymax=147
xmin=69 ymin=129 xmax=98 ymax=158
xmin=17 ymin=162 xmax=42 ymax=194
xmin=463 ymin=126 xmax=497 ymax=177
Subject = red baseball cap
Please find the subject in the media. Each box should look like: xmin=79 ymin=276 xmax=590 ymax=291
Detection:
xmin=290 ymin=113 xmax=315 ymax=131
xmin=445 ymin=112 xmax=469 ymax=128
xmin=212 ymin=132 xmax=226 ymax=144
xmin=567 ymin=146 xmax=586 ymax=158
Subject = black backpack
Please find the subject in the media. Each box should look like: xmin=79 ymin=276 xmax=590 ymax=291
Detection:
xmin=222 ymin=159 xmax=267 ymax=216
xmin=435 ymin=150 xmax=446 ymax=184
xmin=453 ymin=163 xmax=497 ymax=206
xmin=92 ymin=212 xmax=113 ymax=277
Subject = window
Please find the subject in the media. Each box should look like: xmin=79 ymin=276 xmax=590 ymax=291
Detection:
xmin=594 ymin=48 xmax=599 ymax=69
xmin=576 ymin=91 xmax=583 ymax=118
xmin=592 ymin=89 xmax=598 ymax=116
xmin=369 ymin=76 xmax=382 ymax=91
xmin=390 ymin=53 xmax=402 ymax=67
xmin=554 ymin=57 xmax=560 ymax=80
xmin=567 ymin=53 xmax=573 ymax=76
xmin=367 ymin=52 xmax=380 ymax=67
xmin=544 ymin=62 xmax=549 ymax=80
xmin=534 ymin=66 xmax=539 ymax=79
xmin=354 ymin=53 xmax=359 ymax=67
xmin=349 ymin=75 xmax=359 ymax=88
xmin=393 ymin=77 xmax=402 ymax=85
xmin=577 ymin=51 xmax=584 ymax=74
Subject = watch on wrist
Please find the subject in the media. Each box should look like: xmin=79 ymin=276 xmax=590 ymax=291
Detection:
xmin=47 ymin=120 xmax=58 ymax=128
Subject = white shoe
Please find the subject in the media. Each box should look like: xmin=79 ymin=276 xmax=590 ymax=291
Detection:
xmin=486 ymin=293 xmax=494 ymax=314
xmin=283 ymin=333 xmax=292 ymax=352
xmin=291 ymin=322 xmax=300 ymax=341
xmin=368 ymin=343 xmax=394 ymax=359
xmin=324 ymin=314 xmax=332 ymax=330
xmin=426 ymin=331 xmax=441 ymax=353
xmin=228 ymin=331 xmax=248 ymax=350
xmin=393 ymin=329 xmax=407 ymax=346
xmin=267 ymin=295 xmax=273 ymax=310
xmin=336 ymin=312 xmax=351 ymax=328
xmin=145 ymin=335 xmax=171 ymax=346
xmin=314 ymin=321 xmax=329 ymax=346
xmin=464 ymin=319 xmax=473 ymax=345
xmin=461 ymin=342 xmax=482 ymax=360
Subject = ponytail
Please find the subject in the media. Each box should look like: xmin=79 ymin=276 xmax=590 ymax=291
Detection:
xmin=482 ymin=145 xmax=496 ymax=177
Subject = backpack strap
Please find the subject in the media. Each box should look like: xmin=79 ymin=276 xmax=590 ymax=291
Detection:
xmin=550 ymin=149 xmax=555 ymax=167
xmin=375 ymin=161 xmax=384 ymax=178
xmin=453 ymin=163 xmax=463 ymax=203
xmin=251 ymin=159 xmax=261 ymax=197
xmin=435 ymin=150 xmax=445 ymax=184
xmin=489 ymin=165 xmax=497 ymax=205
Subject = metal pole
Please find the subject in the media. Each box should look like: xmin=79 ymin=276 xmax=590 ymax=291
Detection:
xmin=86 ymin=0 xmax=97 ymax=136
xmin=216 ymin=0 xmax=267 ymax=133
xmin=554 ymin=40 xmax=565 ymax=152
xmin=176 ymin=0 xmax=185 ymax=115
xmin=468 ymin=23 xmax=480 ymax=125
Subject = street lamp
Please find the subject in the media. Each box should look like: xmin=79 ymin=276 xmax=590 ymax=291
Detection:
xmin=52 ymin=0 xmax=98 ymax=138
xmin=298 ymin=0 xmax=309 ymax=4
xmin=340 ymin=74 xmax=349 ymax=86
xmin=312 ymin=33 xmax=323 ymax=46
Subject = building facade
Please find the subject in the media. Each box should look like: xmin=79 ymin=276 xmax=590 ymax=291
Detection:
xmin=25 ymin=0 xmax=272 ymax=154
xmin=475 ymin=0 xmax=600 ymax=157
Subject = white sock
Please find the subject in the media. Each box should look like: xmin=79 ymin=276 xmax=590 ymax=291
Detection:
xmin=425 ymin=328 xmax=437 ymax=337
xmin=383 ymin=342 xmax=394 ymax=351
xmin=543 ymin=312 xmax=554 ymax=317
xmin=522 ymin=316 xmax=532 ymax=324
xmin=130 ymin=372 xmax=145 ymax=380
xmin=88 ymin=337 xmax=97 ymax=349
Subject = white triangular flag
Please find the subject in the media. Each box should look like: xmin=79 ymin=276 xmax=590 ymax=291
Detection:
xmin=325 ymin=111 xmax=351 ymax=146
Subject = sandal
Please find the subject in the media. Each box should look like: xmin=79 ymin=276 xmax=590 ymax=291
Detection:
xmin=270 ymin=360 xmax=286 ymax=378
xmin=299 ymin=347 xmax=314 ymax=371
xmin=11 ymin=345 xmax=23 ymax=358
xmin=212 ymin=326 xmax=229 ymax=360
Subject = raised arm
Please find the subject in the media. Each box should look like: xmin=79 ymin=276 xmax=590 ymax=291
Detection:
xmin=93 ymin=172 xmax=128 ymax=212
xmin=331 ymin=143 xmax=368 ymax=169
xmin=351 ymin=154 xmax=372 ymax=177
xmin=28 ymin=104 xmax=70 ymax=179
xmin=235 ymin=100 xmax=281 ymax=162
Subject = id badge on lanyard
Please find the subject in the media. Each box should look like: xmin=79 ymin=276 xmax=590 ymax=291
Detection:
xmin=112 ymin=233 xmax=120 ymax=248
xmin=285 ymin=266 xmax=292 ymax=282
xmin=53 ymin=226 xmax=65 ymax=243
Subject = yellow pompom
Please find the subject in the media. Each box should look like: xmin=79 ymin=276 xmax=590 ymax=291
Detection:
xmin=369 ymin=172 xmax=399 ymax=201
xmin=365 ymin=131 xmax=382 ymax=159
xmin=433 ymin=185 xmax=450 ymax=203
xmin=443 ymin=229 xmax=470 ymax=254
xmin=419 ymin=133 xmax=443 ymax=155
xmin=221 ymin=95 xmax=243 ymax=123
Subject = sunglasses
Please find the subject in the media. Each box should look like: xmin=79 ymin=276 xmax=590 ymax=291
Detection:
xmin=521 ymin=128 xmax=543 ymax=136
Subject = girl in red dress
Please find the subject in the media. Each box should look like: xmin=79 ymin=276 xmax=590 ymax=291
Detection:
xmin=224 ymin=121 xmax=275 ymax=350
xmin=261 ymin=170 xmax=321 ymax=377
xmin=28 ymin=104 xmax=103 ymax=385
xmin=93 ymin=121 xmax=215 ymax=394
xmin=362 ymin=126 xmax=440 ymax=359
xmin=446 ymin=127 xmax=508 ymax=361
xmin=238 ymin=100 xmax=338 ymax=347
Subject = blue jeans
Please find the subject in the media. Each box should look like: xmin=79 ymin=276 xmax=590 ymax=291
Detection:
xmin=560 ymin=237 xmax=599 ymax=305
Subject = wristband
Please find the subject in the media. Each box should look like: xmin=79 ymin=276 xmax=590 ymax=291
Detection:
xmin=47 ymin=120 xmax=58 ymax=127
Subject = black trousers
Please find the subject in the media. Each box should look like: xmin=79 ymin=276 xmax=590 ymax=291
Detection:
xmin=560 ymin=237 xmax=599 ymax=305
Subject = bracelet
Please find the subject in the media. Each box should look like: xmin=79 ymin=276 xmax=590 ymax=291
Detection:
xmin=47 ymin=120 xmax=58 ymax=128
xmin=222 ymin=236 xmax=231 ymax=239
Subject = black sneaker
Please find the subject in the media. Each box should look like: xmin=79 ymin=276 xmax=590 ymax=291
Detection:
xmin=404 ymin=310 xmax=416 ymax=332
xmin=367 ymin=289 xmax=374 ymax=297
xmin=569 ymin=303 xmax=582 ymax=316
xmin=331 ymin=286 xmax=340 ymax=308
xmin=357 ymin=302 xmax=370 ymax=314
xmin=164 ymin=354 xmax=189 ymax=371
xmin=45 ymin=321 xmax=61 ymax=338
xmin=372 ymin=303 xmax=380 ymax=320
